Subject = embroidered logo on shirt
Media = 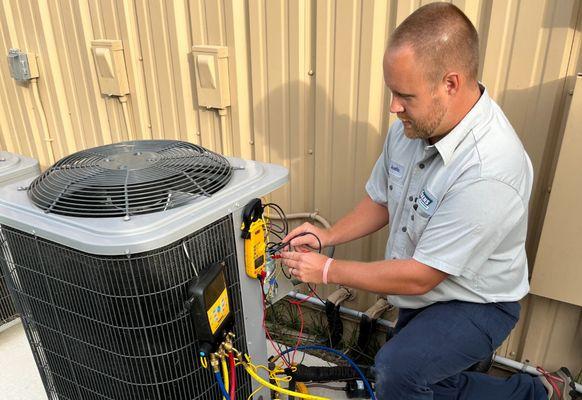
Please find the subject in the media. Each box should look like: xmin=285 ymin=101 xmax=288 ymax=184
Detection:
xmin=389 ymin=161 xmax=404 ymax=179
xmin=417 ymin=189 xmax=437 ymax=216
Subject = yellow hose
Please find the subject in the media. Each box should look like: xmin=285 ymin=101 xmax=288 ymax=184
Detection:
xmin=221 ymin=357 xmax=229 ymax=400
xmin=242 ymin=361 xmax=329 ymax=400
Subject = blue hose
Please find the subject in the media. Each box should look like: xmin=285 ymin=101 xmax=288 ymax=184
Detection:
xmin=279 ymin=344 xmax=376 ymax=400
xmin=214 ymin=370 xmax=231 ymax=400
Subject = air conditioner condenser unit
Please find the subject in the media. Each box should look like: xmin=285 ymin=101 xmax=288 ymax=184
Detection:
xmin=0 ymin=140 xmax=287 ymax=400
xmin=0 ymin=150 xmax=39 ymax=332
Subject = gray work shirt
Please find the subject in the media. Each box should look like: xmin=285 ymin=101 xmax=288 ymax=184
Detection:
xmin=366 ymin=85 xmax=533 ymax=309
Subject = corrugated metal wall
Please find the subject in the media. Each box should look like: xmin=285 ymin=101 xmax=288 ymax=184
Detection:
xmin=0 ymin=0 xmax=580 ymax=373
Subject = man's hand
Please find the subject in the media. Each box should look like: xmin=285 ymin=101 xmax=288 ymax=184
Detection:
xmin=283 ymin=222 xmax=333 ymax=250
xmin=280 ymin=250 xmax=329 ymax=284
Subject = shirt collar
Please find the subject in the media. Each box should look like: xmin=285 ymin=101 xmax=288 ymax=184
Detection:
xmin=434 ymin=83 xmax=491 ymax=166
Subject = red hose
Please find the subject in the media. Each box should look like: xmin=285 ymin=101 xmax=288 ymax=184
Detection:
xmin=229 ymin=352 xmax=236 ymax=400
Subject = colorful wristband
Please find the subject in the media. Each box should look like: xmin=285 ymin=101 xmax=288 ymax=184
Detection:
xmin=322 ymin=257 xmax=334 ymax=285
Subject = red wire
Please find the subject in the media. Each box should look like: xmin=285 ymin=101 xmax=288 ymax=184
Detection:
xmin=260 ymin=277 xmax=292 ymax=368
xmin=287 ymin=299 xmax=304 ymax=365
xmin=285 ymin=282 xmax=324 ymax=365
xmin=259 ymin=266 xmax=321 ymax=368
xmin=229 ymin=352 xmax=236 ymax=400
xmin=536 ymin=367 xmax=563 ymax=398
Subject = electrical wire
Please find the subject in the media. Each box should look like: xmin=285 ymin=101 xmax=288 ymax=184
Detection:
xmin=278 ymin=345 xmax=376 ymax=400
xmin=261 ymin=204 xmax=330 ymax=369
xmin=182 ymin=241 xmax=199 ymax=277
xmin=306 ymin=284 xmax=326 ymax=305
xmin=268 ymin=231 xmax=323 ymax=255
xmin=215 ymin=371 xmax=231 ymax=400
xmin=287 ymin=297 xmax=305 ymax=365
xmin=263 ymin=203 xmax=288 ymax=236
xmin=260 ymin=277 xmax=292 ymax=367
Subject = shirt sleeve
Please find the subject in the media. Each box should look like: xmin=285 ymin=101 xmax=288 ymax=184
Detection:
xmin=413 ymin=178 xmax=526 ymax=276
xmin=365 ymin=127 xmax=392 ymax=206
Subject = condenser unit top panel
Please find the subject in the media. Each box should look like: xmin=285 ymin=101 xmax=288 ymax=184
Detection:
xmin=0 ymin=148 xmax=287 ymax=256
xmin=27 ymin=141 xmax=234 ymax=218
xmin=0 ymin=151 xmax=40 ymax=184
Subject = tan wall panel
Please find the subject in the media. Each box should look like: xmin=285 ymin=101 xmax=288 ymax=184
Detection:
xmin=247 ymin=0 xmax=313 ymax=211
xmin=530 ymin=75 xmax=582 ymax=306
xmin=482 ymin=0 xmax=581 ymax=262
xmin=521 ymin=296 xmax=582 ymax=372
xmin=0 ymin=0 xmax=580 ymax=375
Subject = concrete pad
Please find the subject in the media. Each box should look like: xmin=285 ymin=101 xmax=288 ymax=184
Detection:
xmin=0 ymin=322 xmax=47 ymax=400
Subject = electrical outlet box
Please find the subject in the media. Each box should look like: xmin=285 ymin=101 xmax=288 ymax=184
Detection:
xmin=91 ymin=40 xmax=129 ymax=96
xmin=7 ymin=49 xmax=38 ymax=82
xmin=192 ymin=45 xmax=230 ymax=109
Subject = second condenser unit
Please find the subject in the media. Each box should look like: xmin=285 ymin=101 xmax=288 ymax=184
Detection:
xmin=0 ymin=141 xmax=287 ymax=400
xmin=0 ymin=151 xmax=39 ymax=331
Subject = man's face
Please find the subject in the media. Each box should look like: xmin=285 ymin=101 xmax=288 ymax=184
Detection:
xmin=383 ymin=46 xmax=448 ymax=140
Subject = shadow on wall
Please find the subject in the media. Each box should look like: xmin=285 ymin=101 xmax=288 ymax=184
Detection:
xmin=499 ymin=76 xmax=578 ymax=271
xmin=252 ymin=79 xmax=390 ymax=309
xmin=253 ymin=79 xmax=388 ymax=259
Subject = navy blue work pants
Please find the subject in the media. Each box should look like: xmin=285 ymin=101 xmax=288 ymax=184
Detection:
xmin=374 ymin=301 xmax=548 ymax=399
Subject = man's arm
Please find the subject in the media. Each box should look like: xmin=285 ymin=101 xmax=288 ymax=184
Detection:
xmin=284 ymin=195 xmax=389 ymax=248
xmin=280 ymin=252 xmax=448 ymax=295
xmin=327 ymin=195 xmax=389 ymax=246
xmin=329 ymin=258 xmax=448 ymax=295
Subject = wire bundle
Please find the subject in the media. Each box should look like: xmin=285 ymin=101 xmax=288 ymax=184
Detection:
xmin=206 ymin=344 xmax=375 ymax=400
xmin=250 ymin=202 xmax=376 ymax=399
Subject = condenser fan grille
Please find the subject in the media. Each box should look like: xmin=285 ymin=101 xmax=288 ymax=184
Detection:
xmin=28 ymin=140 xmax=233 ymax=218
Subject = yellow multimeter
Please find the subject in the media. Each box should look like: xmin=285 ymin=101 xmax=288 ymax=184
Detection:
xmin=240 ymin=198 xmax=266 ymax=279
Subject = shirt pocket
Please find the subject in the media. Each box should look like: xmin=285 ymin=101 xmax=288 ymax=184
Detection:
xmin=387 ymin=178 xmax=403 ymax=219
xmin=406 ymin=205 xmax=431 ymax=245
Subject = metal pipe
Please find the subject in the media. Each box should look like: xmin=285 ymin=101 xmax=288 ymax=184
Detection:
xmin=287 ymin=291 xmax=395 ymax=328
xmin=493 ymin=355 xmax=582 ymax=394
xmin=218 ymin=108 xmax=232 ymax=156
xmin=31 ymin=78 xmax=56 ymax=165
xmin=118 ymin=95 xmax=134 ymax=141
xmin=282 ymin=212 xmax=332 ymax=229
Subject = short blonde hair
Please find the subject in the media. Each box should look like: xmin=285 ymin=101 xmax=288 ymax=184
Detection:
xmin=388 ymin=3 xmax=479 ymax=85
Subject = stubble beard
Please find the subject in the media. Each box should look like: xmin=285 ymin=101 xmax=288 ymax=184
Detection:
xmin=403 ymin=97 xmax=447 ymax=140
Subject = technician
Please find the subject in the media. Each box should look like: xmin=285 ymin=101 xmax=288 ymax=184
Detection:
xmin=280 ymin=3 xmax=572 ymax=399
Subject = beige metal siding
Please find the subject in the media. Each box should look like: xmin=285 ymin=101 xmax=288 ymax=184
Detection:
xmin=531 ymin=75 xmax=582 ymax=307
xmin=0 ymin=0 xmax=580 ymax=373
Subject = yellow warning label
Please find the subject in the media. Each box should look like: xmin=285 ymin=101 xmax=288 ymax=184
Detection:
xmin=207 ymin=289 xmax=229 ymax=334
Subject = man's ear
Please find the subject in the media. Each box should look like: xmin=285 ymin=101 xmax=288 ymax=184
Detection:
xmin=443 ymin=72 xmax=460 ymax=95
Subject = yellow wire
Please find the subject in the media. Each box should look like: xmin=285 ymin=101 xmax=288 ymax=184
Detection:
xmin=200 ymin=356 xmax=208 ymax=369
xmin=244 ymin=363 xmax=288 ymax=400
xmin=247 ymin=383 xmax=262 ymax=400
xmin=249 ymin=363 xmax=283 ymax=388
xmin=221 ymin=357 xmax=229 ymax=400
xmin=242 ymin=361 xmax=329 ymax=400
